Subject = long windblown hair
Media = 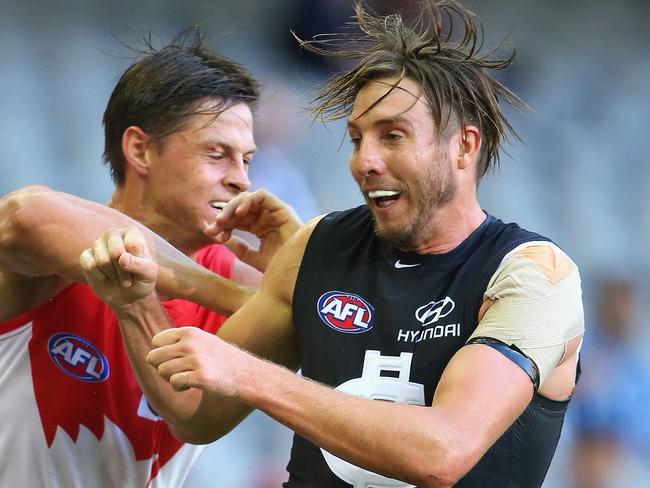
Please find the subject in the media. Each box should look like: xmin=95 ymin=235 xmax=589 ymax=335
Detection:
xmin=295 ymin=0 xmax=527 ymax=177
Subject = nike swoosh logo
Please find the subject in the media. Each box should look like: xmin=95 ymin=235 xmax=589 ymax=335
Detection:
xmin=394 ymin=260 xmax=421 ymax=269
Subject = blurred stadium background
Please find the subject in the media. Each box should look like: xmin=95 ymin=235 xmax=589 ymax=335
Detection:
xmin=1 ymin=1 xmax=648 ymax=486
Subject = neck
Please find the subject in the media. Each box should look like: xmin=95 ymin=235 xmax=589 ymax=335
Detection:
xmin=412 ymin=196 xmax=486 ymax=255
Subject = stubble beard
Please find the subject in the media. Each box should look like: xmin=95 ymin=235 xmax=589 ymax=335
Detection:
xmin=372 ymin=158 xmax=457 ymax=251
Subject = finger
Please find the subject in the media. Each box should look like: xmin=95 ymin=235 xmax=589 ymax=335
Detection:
xmin=209 ymin=191 xmax=295 ymax=238
xmin=106 ymin=229 xmax=133 ymax=288
xmin=205 ymin=222 xmax=239 ymax=241
xmin=169 ymin=371 xmax=194 ymax=392
xmin=204 ymin=222 xmax=217 ymax=237
xmin=79 ymin=249 xmax=108 ymax=283
xmin=246 ymin=189 xmax=286 ymax=213
xmin=251 ymin=190 xmax=301 ymax=229
xmin=118 ymin=252 xmax=157 ymax=283
xmin=146 ymin=344 xmax=183 ymax=369
xmin=213 ymin=192 xmax=266 ymax=231
xmin=247 ymin=209 xmax=285 ymax=236
xmin=151 ymin=328 xmax=183 ymax=348
xmin=123 ymin=226 xmax=147 ymax=258
xmin=105 ymin=228 xmax=127 ymax=259
xmin=91 ymin=235 xmax=117 ymax=281
xmin=156 ymin=356 xmax=197 ymax=383
xmin=218 ymin=190 xmax=300 ymax=238
xmin=233 ymin=194 xmax=254 ymax=217
xmin=215 ymin=193 xmax=250 ymax=227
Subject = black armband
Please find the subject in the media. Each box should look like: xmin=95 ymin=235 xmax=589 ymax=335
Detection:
xmin=466 ymin=336 xmax=540 ymax=391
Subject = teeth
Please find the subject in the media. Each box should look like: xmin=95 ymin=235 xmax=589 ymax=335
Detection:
xmin=368 ymin=190 xmax=400 ymax=199
xmin=210 ymin=202 xmax=226 ymax=210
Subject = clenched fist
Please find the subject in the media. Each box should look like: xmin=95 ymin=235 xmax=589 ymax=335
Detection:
xmin=80 ymin=227 xmax=158 ymax=310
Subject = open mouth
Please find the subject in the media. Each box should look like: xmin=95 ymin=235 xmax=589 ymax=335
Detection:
xmin=210 ymin=201 xmax=227 ymax=211
xmin=367 ymin=190 xmax=401 ymax=209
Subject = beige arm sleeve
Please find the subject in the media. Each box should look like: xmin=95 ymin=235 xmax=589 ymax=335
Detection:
xmin=469 ymin=241 xmax=585 ymax=385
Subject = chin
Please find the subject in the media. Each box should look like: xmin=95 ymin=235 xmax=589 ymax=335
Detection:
xmin=372 ymin=219 xmax=420 ymax=251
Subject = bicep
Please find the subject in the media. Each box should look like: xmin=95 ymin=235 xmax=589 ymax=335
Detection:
xmin=431 ymin=344 xmax=534 ymax=470
xmin=218 ymin=286 xmax=298 ymax=370
xmin=216 ymin=219 xmax=319 ymax=370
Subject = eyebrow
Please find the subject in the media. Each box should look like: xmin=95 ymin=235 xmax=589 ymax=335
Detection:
xmin=201 ymin=141 xmax=257 ymax=155
xmin=347 ymin=116 xmax=414 ymax=132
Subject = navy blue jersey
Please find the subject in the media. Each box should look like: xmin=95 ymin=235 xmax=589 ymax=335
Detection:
xmin=286 ymin=205 xmax=569 ymax=488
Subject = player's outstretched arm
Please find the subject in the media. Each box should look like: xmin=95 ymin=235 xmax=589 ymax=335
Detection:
xmin=79 ymin=226 xmax=216 ymax=439
xmin=149 ymin=319 xmax=534 ymax=487
xmin=0 ymin=186 xmax=251 ymax=319
xmin=83 ymin=222 xmax=309 ymax=443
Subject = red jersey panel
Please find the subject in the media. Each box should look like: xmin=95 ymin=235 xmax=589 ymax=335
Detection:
xmin=0 ymin=244 xmax=235 ymax=488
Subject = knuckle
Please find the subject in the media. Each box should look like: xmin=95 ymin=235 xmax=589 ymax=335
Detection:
xmin=195 ymin=371 xmax=208 ymax=385
xmin=157 ymin=363 xmax=172 ymax=379
xmin=96 ymin=253 xmax=111 ymax=267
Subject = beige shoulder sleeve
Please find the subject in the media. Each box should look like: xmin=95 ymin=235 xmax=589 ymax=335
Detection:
xmin=469 ymin=241 xmax=585 ymax=384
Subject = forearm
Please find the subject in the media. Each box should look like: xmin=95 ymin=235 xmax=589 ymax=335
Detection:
xmin=236 ymin=357 xmax=466 ymax=487
xmin=116 ymin=295 xmax=252 ymax=443
xmin=157 ymin=260 xmax=253 ymax=317
xmin=0 ymin=188 xmax=251 ymax=315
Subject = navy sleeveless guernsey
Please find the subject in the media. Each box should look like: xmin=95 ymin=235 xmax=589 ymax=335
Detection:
xmin=286 ymin=206 xmax=570 ymax=488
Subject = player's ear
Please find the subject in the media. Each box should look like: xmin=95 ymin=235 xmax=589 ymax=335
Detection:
xmin=121 ymin=126 xmax=151 ymax=177
xmin=457 ymin=125 xmax=481 ymax=171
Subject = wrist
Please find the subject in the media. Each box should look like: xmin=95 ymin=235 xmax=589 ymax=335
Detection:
xmin=235 ymin=353 xmax=291 ymax=407
xmin=112 ymin=292 xmax=160 ymax=320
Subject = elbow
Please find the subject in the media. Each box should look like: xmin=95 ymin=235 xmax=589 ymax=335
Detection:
xmin=167 ymin=422 xmax=225 ymax=445
xmin=163 ymin=408 xmax=231 ymax=446
xmin=0 ymin=189 xmax=41 ymax=251
xmin=411 ymin=438 xmax=483 ymax=488
xmin=412 ymin=462 xmax=461 ymax=488
xmin=413 ymin=460 xmax=467 ymax=488
xmin=167 ymin=425 xmax=213 ymax=445
xmin=1 ymin=186 xmax=52 ymax=227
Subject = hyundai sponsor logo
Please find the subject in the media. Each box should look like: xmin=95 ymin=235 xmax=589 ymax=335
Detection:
xmin=415 ymin=296 xmax=455 ymax=326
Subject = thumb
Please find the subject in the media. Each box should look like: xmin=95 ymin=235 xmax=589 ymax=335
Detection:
xmin=118 ymin=252 xmax=157 ymax=283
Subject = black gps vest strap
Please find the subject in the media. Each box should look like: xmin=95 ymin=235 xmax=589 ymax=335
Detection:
xmin=467 ymin=336 xmax=540 ymax=391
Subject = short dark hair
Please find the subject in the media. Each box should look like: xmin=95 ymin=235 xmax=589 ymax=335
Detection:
xmin=103 ymin=28 xmax=261 ymax=185
xmin=296 ymin=0 xmax=526 ymax=177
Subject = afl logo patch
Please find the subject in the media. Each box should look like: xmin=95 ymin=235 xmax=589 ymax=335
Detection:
xmin=48 ymin=333 xmax=110 ymax=382
xmin=317 ymin=291 xmax=374 ymax=334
